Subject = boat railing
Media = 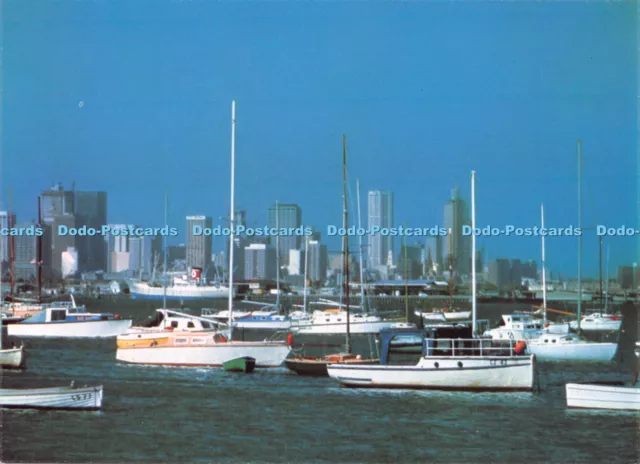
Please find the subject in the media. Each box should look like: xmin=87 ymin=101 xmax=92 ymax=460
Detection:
xmin=424 ymin=338 xmax=524 ymax=357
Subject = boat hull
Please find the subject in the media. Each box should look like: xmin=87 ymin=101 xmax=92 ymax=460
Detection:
xmin=233 ymin=320 xmax=292 ymax=330
xmin=116 ymin=342 xmax=291 ymax=368
xmin=223 ymin=356 xmax=256 ymax=373
xmin=292 ymin=320 xmax=397 ymax=334
xmin=566 ymin=383 xmax=640 ymax=411
xmin=7 ymin=319 xmax=132 ymax=338
xmin=284 ymin=356 xmax=379 ymax=377
xmin=569 ymin=320 xmax=622 ymax=332
xmin=0 ymin=385 xmax=103 ymax=410
xmin=527 ymin=342 xmax=618 ymax=362
xmin=327 ymin=355 xmax=535 ymax=391
xmin=129 ymin=282 xmax=230 ymax=300
xmin=0 ymin=347 xmax=26 ymax=369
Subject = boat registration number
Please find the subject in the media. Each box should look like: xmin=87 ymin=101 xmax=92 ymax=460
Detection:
xmin=71 ymin=393 xmax=92 ymax=401
xmin=489 ymin=359 xmax=508 ymax=366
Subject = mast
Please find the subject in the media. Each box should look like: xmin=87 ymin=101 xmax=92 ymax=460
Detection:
xmin=228 ymin=100 xmax=236 ymax=339
xmin=599 ymin=235 xmax=603 ymax=303
xmin=471 ymin=170 xmax=477 ymax=336
xmin=404 ymin=221 xmax=409 ymax=322
xmin=356 ymin=179 xmax=366 ymax=310
xmin=448 ymin=230 xmax=453 ymax=309
xmin=8 ymin=189 xmax=13 ymax=302
xmin=303 ymin=234 xmax=309 ymax=314
xmin=163 ymin=191 xmax=168 ymax=309
xmin=37 ymin=196 xmax=43 ymax=304
xmin=577 ymin=139 xmax=582 ymax=334
xmin=275 ymin=201 xmax=281 ymax=311
xmin=604 ymin=245 xmax=610 ymax=313
xmin=342 ymin=135 xmax=350 ymax=354
xmin=541 ymin=203 xmax=547 ymax=324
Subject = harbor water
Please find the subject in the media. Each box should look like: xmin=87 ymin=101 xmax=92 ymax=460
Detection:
xmin=1 ymin=298 xmax=638 ymax=463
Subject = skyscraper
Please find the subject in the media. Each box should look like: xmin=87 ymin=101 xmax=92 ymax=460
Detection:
xmin=307 ymin=240 xmax=328 ymax=284
xmin=367 ymin=190 xmax=394 ymax=269
xmin=244 ymin=243 xmax=276 ymax=280
xmin=267 ymin=203 xmax=302 ymax=266
xmin=186 ymin=216 xmax=212 ymax=270
xmin=106 ymin=224 xmax=133 ymax=273
xmin=443 ymin=187 xmax=471 ymax=275
xmin=426 ymin=235 xmax=443 ymax=274
xmin=75 ymin=191 xmax=108 ymax=272
xmin=0 ymin=211 xmax=16 ymax=265
xmin=14 ymin=222 xmax=37 ymax=281
xmin=40 ymin=183 xmax=74 ymax=222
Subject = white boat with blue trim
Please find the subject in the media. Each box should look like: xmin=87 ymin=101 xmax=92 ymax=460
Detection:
xmin=0 ymin=383 xmax=103 ymax=410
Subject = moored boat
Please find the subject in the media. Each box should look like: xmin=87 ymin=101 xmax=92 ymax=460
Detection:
xmin=0 ymin=346 xmax=26 ymax=369
xmin=483 ymin=314 xmax=543 ymax=341
xmin=285 ymin=353 xmax=378 ymax=377
xmin=128 ymin=279 xmax=231 ymax=300
xmin=569 ymin=313 xmax=622 ymax=332
xmin=526 ymin=333 xmax=618 ymax=362
xmin=0 ymin=383 xmax=103 ymax=410
xmin=566 ymin=383 xmax=639 ymax=411
xmin=291 ymin=309 xmax=397 ymax=334
xmin=223 ymin=356 xmax=256 ymax=373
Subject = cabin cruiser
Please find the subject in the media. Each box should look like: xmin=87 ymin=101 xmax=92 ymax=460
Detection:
xmin=569 ymin=313 xmax=622 ymax=332
xmin=483 ymin=314 xmax=544 ymax=341
xmin=291 ymin=309 xmax=398 ymax=334
xmin=7 ymin=305 xmax=132 ymax=338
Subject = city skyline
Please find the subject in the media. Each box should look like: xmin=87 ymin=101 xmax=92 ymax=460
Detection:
xmin=2 ymin=1 xmax=636 ymax=279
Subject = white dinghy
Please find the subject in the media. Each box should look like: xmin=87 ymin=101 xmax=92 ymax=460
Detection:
xmin=0 ymin=383 xmax=103 ymax=410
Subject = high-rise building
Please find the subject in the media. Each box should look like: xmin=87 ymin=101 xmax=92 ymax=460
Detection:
xmin=488 ymin=258 xmax=511 ymax=292
xmin=41 ymin=183 xmax=74 ymax=222
xmin=399 ymin=243 xmax=424 ymax=279
xmin=618 ymin=266 xmax=636 ymax=289
xmin=510 ymin=259 xmax=523 ymax=288
xmin=267 ymin=203 xmax=302 ymax=266
xmin=14 ymin=222 xmax=37 ymax=281
xmin=443 ymin=187 xmax=471 ymax=275
xmin=186 ymin=216 xmax=212 ymax=270
xmin=426 ymin=235 xmax=443 ymax=274
xmin=0 ymin=211 xmax=16 ymax=265
xmin=367 ymin=190 xmax=394 ymax=269
xmin=75 ymin=191 xmax=108 ymax=272
xmin=244 ymin=243 xmax=276 ymax=280
xmin=522 ymin=260 xmax=538 ymax=279
xmin=105 ymin=224 xmax=133 ymax=273
xmin=129 ymin=236 xmax=153 ymax=276
xmin=307 ymin=240 xmax=328 ymax=284
xmin=288 ymin=249 xmax=305 ymax=275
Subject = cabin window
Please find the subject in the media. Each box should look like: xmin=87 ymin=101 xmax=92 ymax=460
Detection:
xmin=171 ymin=321 xmax=179 ymax=328
xmin=202 ymin=322 xmax=211 ymax=329
xmin=337 ymin=319 xmax=342 ymax=322
xmin=191 ymin=338 xmax=205 ymax=344
xmin=175 ymin=338 xmax=188 ymax=344
xmin=261 ymin=317 xmax=266 ymax=321
xmin=51 ymin=310 xmax=66 ymax=321
xmin=552 ymin=339 xmax=556 ymax=343
xmin=187 ymin=322 xmax=195 ymax=328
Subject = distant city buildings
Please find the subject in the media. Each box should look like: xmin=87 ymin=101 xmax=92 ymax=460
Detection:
xmin=13 ymin=222 xmax=37 ymax=280
xmin=425 ymin=235 xmax=443 ymax=275
xmin=244 ymin=243 xmax=276 ymax=280
xmin=367 ymin=190 xmax=394 ymax=269
xmin=617 ymin=265 xmax=638 ymax=290
xmin=443 ymin=187 xmax=470 ymax=276
xmin=307 ymin=240 xmax=328 ymax=285
xmin=186 ymin=215 xmax=212 ymax=270
xmin=0 ymin=211 xmax=16 ymax=266
xmin=75 ymin=191 xmax=108 ymax=272
xmin=267 ymin=203 xmax=302 ymax=266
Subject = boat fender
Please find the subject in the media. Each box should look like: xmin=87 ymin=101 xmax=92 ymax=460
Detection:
xmin=115 ymin=314 xmax=120 ymax=319
xmin=165 ymin=326 xmax=174 ymax=331
xmin=514 ymin=340 xmax=527 ymax=355
xmin=287 ymin=333 xmax=294 ymax=346
xmin=217 ymin=335 xmax=227 ymax=343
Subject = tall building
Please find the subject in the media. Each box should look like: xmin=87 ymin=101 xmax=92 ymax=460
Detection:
xmin=510 ymin=259 xmax=523 ymax=288
xmin=488 ymin=258 xmax=511 ymax=292
xmin=186 ymin=216 xmax=212 ymax=270
xmin=41 ymin=183 xmax=74 ymax=222
xmin=426 ymin=235 xmax=443 ymax=274
xmin=288 ymin=249 xmax=305 ymax=275
xmin=367 ymin=190 xmax=394 ymax=268
xmin=129 ymin=236 xmax=153 ymax=276
xmin=618 ymin=266 xmax=636 ymax=289
xmin=443 ymin=187 xmax=470 ymax=275
xmin=105 ymin=224 xmax=133 ymax=273
xmin=0 ymin=211 xmax=16 ymax=265
xmin=244 ymin=243 xmax=276 ymax=280
xmin=522 ymin=260 xmax=538 ymax=279
xmin=75 ymin=191 xmax=108 ymax=272
xmin=267 ymin=203 xmax=302 ymax=266
xmin=14 ymin=222 xmax=37 ymax=281
xmin=307 ymin=240 xmax=328 ymax=284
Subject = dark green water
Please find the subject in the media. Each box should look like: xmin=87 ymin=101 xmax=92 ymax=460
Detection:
xmin=1 ymin=298 xmax=638 ymax=463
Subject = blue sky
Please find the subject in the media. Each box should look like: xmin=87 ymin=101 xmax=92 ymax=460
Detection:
xmin=1 ymin=0 xmax=637 ymax=278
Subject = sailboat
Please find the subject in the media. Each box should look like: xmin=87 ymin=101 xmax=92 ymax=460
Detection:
xmin=526 ymin=140 xmax=618 ymax=362
xmin=569 ymin=239 xmax=622 ymax=332
xmin=327 ymin=171 xmax=536 ymax=391
xmin=116 ymin=100 xmax=291 ymax=368
xmin=284 ymin=137 xmax=379 ymax=376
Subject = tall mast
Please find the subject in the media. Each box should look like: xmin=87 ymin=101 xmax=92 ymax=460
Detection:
xmin=356 ymin=179 xmax=366 ymax=310
xmin=275 ymin=201 xmax=281 ymax=311
xmin=448 ymin=230 xmax=453 ymax=309
xmin=37 ymin=196 xmax=43 ymax=304
xmin=228 ymin=100 xmax=236 ymax=339
xmin=342 ymin=135 xmax=350 ymax=354
xmin=604 ymin=245 xmax=610 ymax=313
xmin=8 ymin=189 xmax=13 ymax=302
xmin=404 ymin=222 xmax=409 ymax=322
xmin=599 ymin=235 xmax=603 ymax=303
xmin=471 ymin=170 xmax=477 ymax=336
xmin=541 ymin=204 xmax=547 ymax=324
xmin=303 ymin=235 xmax=309 ymax=314
xmin=577 ymin=139 xmax=582 ymax=334
xmin=163 ymin=191 xmax=168 ymax=309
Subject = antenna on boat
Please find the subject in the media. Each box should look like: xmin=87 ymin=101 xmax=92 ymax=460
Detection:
xmin=342 ymin=135 xmax=351 ymax=354
xmin=471 ymin=170 xmax=477 ymax=336
xmin=228 ymin=100 xmax=236 ymax=341
xmin=275 ymin=201 xmax=281 ymax=311
xmin=577 ymin=139 xmax=582 ymax=335
xmin=541 ymin=203 xmax=547 ymax=325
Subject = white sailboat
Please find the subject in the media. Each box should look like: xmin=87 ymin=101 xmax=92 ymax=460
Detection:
xmin=527 ymin=140 xmax=618 ymax=362
xmin=0 ymin=237 xmax=26 ymax=369
xmin=327 ymin=171 xmax=536 ymax=391
xmin=116 ymin=101 xmax=291 ymax=368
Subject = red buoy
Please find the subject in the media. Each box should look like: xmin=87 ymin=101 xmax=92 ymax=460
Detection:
xmin=287 ymin=333 xmax=294 ymax=346
xmin=514 ymin=340 xmax=527 ymax=355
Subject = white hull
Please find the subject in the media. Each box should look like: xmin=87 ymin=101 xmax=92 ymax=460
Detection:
xmin=419 ymin=311 xmax=471 ymax=322
xmin=527 ymin=342 xmax=617 ymax=362
xmin=566 ymin=383 xmax=640 ymax=411
xmin=129 ymin=282 xmax=231 ymax=300
xmin=569 ymin=319 xmax=622 ymax=332
xmin=0 ymin=347 xmax=26 ymax=369
xmin=292 ymin=320 xmax=397 ymax=334
xmin=0 ymin=385 xmax=103 ymax=410
xmin=8 ymin=319 xmax=132 ymax=338
xmin=327 ymin=355 xmax=535 ymax=391
xmin=233 ymin=320 xmax=292 ymax=330
xmin=116 ymin=343 xmax=291 ymax=367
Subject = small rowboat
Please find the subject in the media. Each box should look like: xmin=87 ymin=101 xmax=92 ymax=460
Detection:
xmin=223 ymin=356 xmax=256 ymax=373
xmin=0 ymin=383 xmax=103 ymax=410
xmin=0 ymin=346 xmax=26 ymax=369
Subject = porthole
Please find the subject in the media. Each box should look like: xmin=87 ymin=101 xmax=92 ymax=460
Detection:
xmin=434 ymin=362 xmax=439 ymax=368
xmin=457 ymin=361 xmax=463 ymax=368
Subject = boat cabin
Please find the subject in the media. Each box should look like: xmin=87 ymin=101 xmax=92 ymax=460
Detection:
xmin=20 ymin=306 xmax=115 ymax=324
xmin=496 ymin=314 xmax=543 ymax=331
xmin=141 ymin=309 xmax=219 ymax=331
